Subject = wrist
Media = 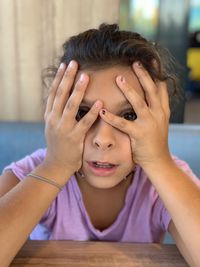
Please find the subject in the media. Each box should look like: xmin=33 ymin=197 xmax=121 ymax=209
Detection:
xmin=34 ymin=161 xmax=73 ymax=187
xmin=140 ymin=153 xmax=175 ymax=177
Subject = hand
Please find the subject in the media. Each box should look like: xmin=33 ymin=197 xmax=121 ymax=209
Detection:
xmin=100 ymin=62 xmax=171 ymax=170
xmin=43 ymin=61 xmax=103 ymax=177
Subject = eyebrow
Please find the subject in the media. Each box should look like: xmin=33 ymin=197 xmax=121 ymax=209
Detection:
xmin=81 ymin=98 xmax=132 ymax=108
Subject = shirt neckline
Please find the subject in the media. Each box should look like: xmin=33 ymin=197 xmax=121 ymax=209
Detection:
xmin=70 ymin=165 xmax=141 ymax=236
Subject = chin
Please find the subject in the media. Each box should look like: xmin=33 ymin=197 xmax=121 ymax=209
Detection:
xmin=85 ymin=176 xmax=124 ymax=189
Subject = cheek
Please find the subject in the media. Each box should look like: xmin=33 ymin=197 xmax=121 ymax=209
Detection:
xmin=115 ymin=131 xmax=133 ymax=165
xmin=81 ymin=132 xmax=92 ymax=156
xmin=121 ymin=135 xmax=133 ymax=156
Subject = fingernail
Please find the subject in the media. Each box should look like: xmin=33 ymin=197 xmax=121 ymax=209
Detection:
xmin=117 ymin=75 xmax=125 ymax=83
xmin=101 ymin=109 xmax=106 ymax=115
xmin=95 ymin=100 xmax=102 ymax=108
xmin=68 ymin=60 xmax=75 ymax=68
xmin=80 ymin=73 xmax=85 ymax=82
xmin=60 ymin=63 xmax=65 ymax=69
xmin=134 ymin=61 xmax=142 ymax=68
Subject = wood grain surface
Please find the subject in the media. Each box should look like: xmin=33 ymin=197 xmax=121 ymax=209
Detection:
xmin=10 ymin=240 xmax=189 ymax=267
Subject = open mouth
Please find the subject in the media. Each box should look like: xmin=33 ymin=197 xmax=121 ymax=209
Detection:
xmin=92 ymin=161 xmax=116 ymax=168
xmin=87 ymin=161 xmax=119 ymax=176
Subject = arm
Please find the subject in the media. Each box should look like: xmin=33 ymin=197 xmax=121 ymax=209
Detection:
xmin=146 ymin=158 xmax=200 ymax=267
xmin=169 ymin=220 xmax=199 ymax=267
xmin=0 ymin=166 xmax=70 ymax=267
xmin=0 ymin=60 xmax=102 ymax=267
xmin=100 ymin=61 xmax=200 ymax=267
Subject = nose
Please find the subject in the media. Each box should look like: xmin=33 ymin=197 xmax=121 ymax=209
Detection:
xmin=92 ymin=119 xmax=116 ymax=150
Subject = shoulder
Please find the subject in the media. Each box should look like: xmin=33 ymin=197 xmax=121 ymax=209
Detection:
xmin=172 ymin=155 xmax=200 ymax=185
xmin=3 ymin=148 xmax=46 ymax=181
xmin=135 ymin=155 xmax=199 ymax=192
xmin=133 ymin=155 xmax=199 ymax=209
xmin=136 ymin=155 xmax=199 ymax=187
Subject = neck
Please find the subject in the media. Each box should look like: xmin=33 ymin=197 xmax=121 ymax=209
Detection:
xmin=75 ymin=171 xmax=134 ymax=196
xmin=75 ymin=172 xmax=134 ymax=231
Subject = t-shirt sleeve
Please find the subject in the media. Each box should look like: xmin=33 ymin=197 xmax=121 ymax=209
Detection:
xmin=152 ymin=156 xmax=200 ymax=234
xmin=3 ymin=148 xmax=46 ymax=180
xmin=172 ymin=155 xmax=200 ymax=186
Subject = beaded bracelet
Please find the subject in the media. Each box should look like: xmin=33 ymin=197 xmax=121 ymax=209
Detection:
xmin=27 ymin=173 xmax=63 ymax=191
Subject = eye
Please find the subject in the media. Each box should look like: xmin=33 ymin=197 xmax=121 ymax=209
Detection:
xmin=76 ymin=107 xmax=90 ymax=121
xmin=122 ymin=111 xmax=137 ymax=121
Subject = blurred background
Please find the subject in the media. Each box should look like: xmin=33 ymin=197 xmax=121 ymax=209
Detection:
xmin=120 ymin=0 xmax=200 ymax=123
xmin=0 ymin=0 xmax=199 ymax=123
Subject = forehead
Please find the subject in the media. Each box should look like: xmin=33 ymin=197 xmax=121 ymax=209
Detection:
xmin=78 ymin=65 xmax=144 ymax=107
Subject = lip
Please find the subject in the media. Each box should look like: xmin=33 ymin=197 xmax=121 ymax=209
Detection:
xmin=87 ymin=161 xmax=119 ymax=177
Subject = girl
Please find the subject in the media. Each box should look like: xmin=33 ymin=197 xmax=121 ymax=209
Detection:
xmin=0 ymin=24 xmax=200 ymax=267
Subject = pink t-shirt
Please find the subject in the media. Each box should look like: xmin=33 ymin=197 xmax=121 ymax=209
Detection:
xmin=4 ymin=149 xmax=200 ymax=242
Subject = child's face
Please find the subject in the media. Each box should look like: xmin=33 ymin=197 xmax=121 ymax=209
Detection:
xmin=77 ymin=65 xmax=145 ymax=189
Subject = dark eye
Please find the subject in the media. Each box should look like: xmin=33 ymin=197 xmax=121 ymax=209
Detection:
xmin=76 ymin=107 xmax=89 ymax=121
xmin=123 ymin=111 xmax=137 ymax=121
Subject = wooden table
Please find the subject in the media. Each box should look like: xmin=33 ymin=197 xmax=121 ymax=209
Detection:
xmin=10 ymin=240 xmax=189 ymax=267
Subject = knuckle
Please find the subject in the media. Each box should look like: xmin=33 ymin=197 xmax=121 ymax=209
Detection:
xmin=90 ymin=106 xmax=99 ymax=116
xmin=79 ymin=109 xmax=98 ymax=129
xmin=51 ymin=69 xmax=63 ymax=87
xmin=46 ymin=115 xmax=56 ymax=128
xmin=149 ymin=85 xmax=157 ymax=94
xmin=117 ymin=118 xmax=126 ymax=129
xmin=125 ymin=87 xmax=132 ymax=96
xmin=56 ymin=68 xmax=64 ymax=79
xmin=73 ymin=82 xmax=83 ymax=94
xmin=157 ymin=110 xmax=169 ymax=123
xmin=75 ymin=76 xmax=88 ymax=92
xmin=138 ymin=69 xmax=148 ymax=79
xmin=135 ymin=98 xmax=146 ymax=110
xmin=81 ymin=116 xmax=91 ymax=127
xmin=140 ymin=107 xmax=149 ymax=119
xmin=49 ymin=83 xmax=57 ymax=96
xmin=158 ymin=112 xmax=165 ymax=121
xmin=141 ymin=68 xmax=149 ymax=77
xmin=66 ymin=99 xmax=76 ymax=110
xmin=57 ymin=124 xmax=67 ymax=137
xmin=55 ymin=86 xmax=65 ymax=98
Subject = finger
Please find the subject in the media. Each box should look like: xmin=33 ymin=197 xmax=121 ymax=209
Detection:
xmin=99 ymin=108 xmax=135 ymax=136
xmin=45 ymin=63 xmax=66 ymax=118
xmin=62 ymin=73 xmax=90 ymax=120
xmin=75 ymin=100 xmax=103 ymax=134
xmin=157 ymin=81 xmax=171 ymax=119
xmin=116 ymin=75 xmax=148 ymax=119
xmin=132 ymin=61 xmax=161 ymax=110
xmin=52 ymin=60 xmax=78 ymax=115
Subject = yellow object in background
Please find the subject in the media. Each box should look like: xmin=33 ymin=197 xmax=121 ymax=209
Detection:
xmin=187 ymin=48 xmax=200 ymax=80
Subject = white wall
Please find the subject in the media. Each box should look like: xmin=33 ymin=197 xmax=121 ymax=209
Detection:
xmin=0 ymin=0 xmax=120 ymax=121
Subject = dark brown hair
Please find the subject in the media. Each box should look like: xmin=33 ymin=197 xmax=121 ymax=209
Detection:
xmin=43 ymin=23 xmax=181 ymax=106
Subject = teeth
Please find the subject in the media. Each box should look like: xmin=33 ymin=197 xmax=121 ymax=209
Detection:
xmin=93 ymin=162 xmax=115 ymax=168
